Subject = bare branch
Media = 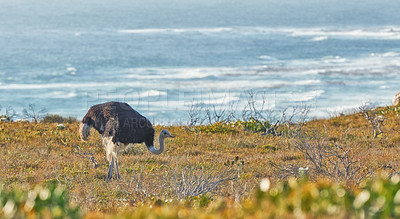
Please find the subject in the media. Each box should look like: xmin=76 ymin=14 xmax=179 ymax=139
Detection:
xmin=161 ymin=165 xmax=238 ymax=199
xmin=187 ymin=102 xmax=205 ymax=128
xmin=359 ymin=103 xmax=385 ymax=138
xmin=22 ymin=104 xmax=48 ymax=123
xmin=72 ymin=144 xmax=105 ymax=169
xmin=292 ymin=131 xmax=363 ymax=182
xmin=0 ymin=105 xmax=17 ymax=122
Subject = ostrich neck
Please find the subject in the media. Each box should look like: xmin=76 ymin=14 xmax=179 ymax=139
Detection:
xmin=148 ymin=133 xmax=165 ymax=155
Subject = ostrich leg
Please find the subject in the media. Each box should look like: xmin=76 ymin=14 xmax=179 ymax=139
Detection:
xmin=104 ymin=136 xmax=118 ymax=182
xmin=107 ymin=155 xmax=120 ymax=182
xmin=113 ymin=143 xmax=123 ymax=180
xmin=114 ymin=159 xmax=120 ymax=179
xmin=107 ymin=157 xmax=114 ymax=182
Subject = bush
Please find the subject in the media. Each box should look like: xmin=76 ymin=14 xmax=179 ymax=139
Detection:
xmin=0 ymin=183 xmax=81 ymax=219
xmin=242 ymin=119 xmax=270 ymax=133
xmin=104 ymin=174 xmax=400 ymax=218
xmin=195 ymin=122 xmax=239 ymax=134
xmin=258 ymin=174 xmax=400 ymax=218
xmin=42 ymin=114 xmax=78 ymax=123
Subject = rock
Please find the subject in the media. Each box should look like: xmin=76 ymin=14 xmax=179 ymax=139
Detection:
xmin=394 ymin=92 xmax=400 ymax=106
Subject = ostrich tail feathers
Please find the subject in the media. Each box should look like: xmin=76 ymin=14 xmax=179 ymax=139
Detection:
xmin=79 ymin=122 xmax=91 ymax=141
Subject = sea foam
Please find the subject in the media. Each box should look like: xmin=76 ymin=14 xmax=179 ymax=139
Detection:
xmin=118 ymin=26 xmax=400 ymax=40
xmin=311 ymin=36 xmax=328 ymax=41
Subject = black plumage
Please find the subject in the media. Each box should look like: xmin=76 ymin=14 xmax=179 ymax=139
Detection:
xmin=81 ymin=101 xmax=154 ymax=147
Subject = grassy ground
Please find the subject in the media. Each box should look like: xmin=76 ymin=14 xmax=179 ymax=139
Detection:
xmin=1 ymin=105 xmax=400 ymax=218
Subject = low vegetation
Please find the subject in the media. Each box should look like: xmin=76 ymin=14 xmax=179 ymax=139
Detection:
xmin=1 ymin=104 xmax=400 ymax=218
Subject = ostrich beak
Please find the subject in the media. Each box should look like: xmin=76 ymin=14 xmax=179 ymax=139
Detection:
xmin=168 ymin=134 xmax=175 ymax=138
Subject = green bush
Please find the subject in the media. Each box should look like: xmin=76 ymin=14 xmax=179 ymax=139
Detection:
xmin=3 ymin=172 xmax=400 ymax=218
xmin=0 ymin=183 xmax=81 ymax=219
xmin=242 ymin=119 xmax=270 ymax=133
xmin=255 ymin=174 xmax=400 ymax=218
xmin=42 ymin=114 xmax=77 ymax=123
xmin=113 ymin=174 xmax=400 ymax=218
xmin=196 ymin=122 xmax=238 ymax=134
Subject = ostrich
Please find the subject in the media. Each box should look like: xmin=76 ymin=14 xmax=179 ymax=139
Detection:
xmin=79 ymin=101 xmax=174 ymax=182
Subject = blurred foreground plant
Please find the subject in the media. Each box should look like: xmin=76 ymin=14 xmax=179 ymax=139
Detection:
xmin=0 ymin=183 xmax=81 ymax=219
xmin=115 ymin=174 xmax=400 ymax=218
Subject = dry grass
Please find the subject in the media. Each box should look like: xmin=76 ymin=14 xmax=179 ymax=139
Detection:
xmin=1 ymin=105 xmax=400 ymax=217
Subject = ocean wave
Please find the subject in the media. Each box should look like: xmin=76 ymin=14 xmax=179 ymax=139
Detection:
xmin=118 ymin=27 xmax=233 ymax=34
xmin=9 ymin=26 xmax=399 ymax=40
xmin=5 ymin=53 xmax=396 ymax=92
xmin=259 ymin=51 xmax=400 ymax=76
xmin=117 ymin=27 xmax=282 ymax=35
xmin=371 ymin=52 xmax=400 ymax=57
xmin=49 ymin=91 xmax=77 ymax=99
xmin=282 ymin=90 xmax=325 ymax=102
xmin=121 ymin=67 xmax=238 ymax=80
xmin=322 ymin=56 xmax=347 ymax=63
xmin=66 ymin=67 xmax=77 ymax=72
xmin=0 ymin=82 xmax=141 ymax=90
xmin=187 ymin=79 xmax=321 ymax=90
xmin=290 ymin=27 xmax=400 ymax=40
xmin=139 ymin=90 xmax=167 ymax=97
xmin=258 ymin=55 xmax=276 ymax=60
xmin=311 ymin=36 xmax=328 ymax=41
xmin=191 ymin=96 xmax=241 ymax=105
xmin=117 ymin=26 xmax=400 ymax=39
xmin=121 ymin=65 xmax=350 ymax=89
xmin=317 ymin=52 xmax=400 ymax=75
xmin=96 ymin=90 xmax=167 ymax=100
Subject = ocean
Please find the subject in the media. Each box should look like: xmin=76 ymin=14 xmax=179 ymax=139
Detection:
xmin=1 ymin=0 xmax=400 ymax=124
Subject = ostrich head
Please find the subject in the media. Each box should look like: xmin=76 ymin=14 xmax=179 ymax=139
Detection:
xmin=160 ymin=129 xmax=174 ymax=139
xmin=147 ymin=129 xmax=174 ymax=155
xmin=79 ymin=122 xmax=91 ymax=142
